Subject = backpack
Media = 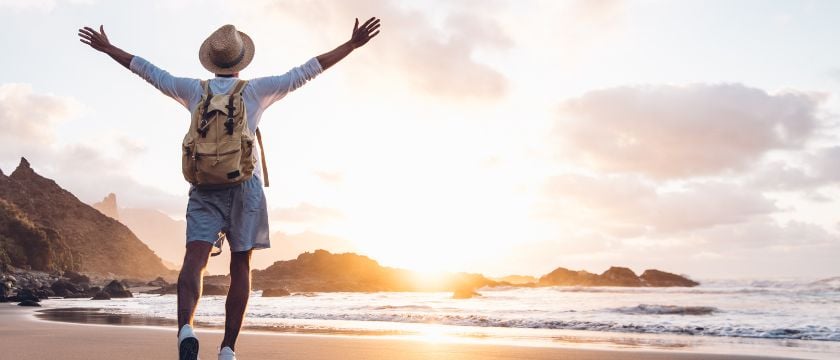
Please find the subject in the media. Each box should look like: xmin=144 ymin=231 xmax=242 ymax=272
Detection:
xmin=181 ymin=79 xmax=270 ymax=189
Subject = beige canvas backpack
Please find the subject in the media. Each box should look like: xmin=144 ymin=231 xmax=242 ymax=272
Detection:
xmin=182 ymin=79 xmax=270 ymax=189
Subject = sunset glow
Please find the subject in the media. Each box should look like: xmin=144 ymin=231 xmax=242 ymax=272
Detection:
xmin=1 ymin=0 xmax=839 ymax=279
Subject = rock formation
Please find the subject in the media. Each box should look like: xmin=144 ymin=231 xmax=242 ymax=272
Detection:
xmin=0 ymin=158 xmax=171 ymax=279
xmin=252 ymin=249 xmax=499 ymax=293
xmin=91 ymin=193 xmax=119 ymax=220
xmin=640 ymin=269 xmax=699 ymax=287
xmin=261 ymin=288 xmax=291 ymax=297
xmin=539 ymin=266 xmax=698 ymax=287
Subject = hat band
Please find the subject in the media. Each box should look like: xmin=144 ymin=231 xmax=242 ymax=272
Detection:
xmin=215 ymin=46 xmax=246 ymax=69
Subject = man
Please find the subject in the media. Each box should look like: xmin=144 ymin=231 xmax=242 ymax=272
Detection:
xmin=78 ymin=18 xmax=380 ymax=360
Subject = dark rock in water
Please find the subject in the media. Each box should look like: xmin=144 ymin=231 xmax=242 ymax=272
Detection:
xmin=103 ymin=280 xmax=133 ymax=298
xmin=142 ymin=284 xmax=177 ymax=295
xmin=539 ymin=266 xmax=697 ymax=287
xmin=599 ymin=267 xmax=642 ymax=287
xmin=51 ymin=279 xmax=82 ymax=297
xmin=18 ymin=299 xmax=41 ymax=307
xmin=37 ymin=286 xmax=54 ymax=298
xmin=640 ymin=270 xmax=699 ymax=287
xmin=262 ymin=288 xmax=290 ymax=297
xmin=0 ymin=286 xmax=7 ymax=302
xmin=147 ymin=276 xmax=168 ymax=287
xmin=64 ymin=293 xmax=93 ymax=299
xmin=12 ymin=288 xmax=40 ymax=303
xmin=87 ymin=286 xmax=101 ymax=295
xmin=91 ymin=291 xmax=111 ymax=300
xmin=62 ymin=271 xmax=90 ymax=285
xmin=452 ymin=288 xmax=481 ymax=299
xmin=202 ymin=284 xmax=229 ymax=296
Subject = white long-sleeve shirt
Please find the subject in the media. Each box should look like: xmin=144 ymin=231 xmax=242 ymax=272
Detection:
xmin=129 ymin=56 xmax=323 ymax=180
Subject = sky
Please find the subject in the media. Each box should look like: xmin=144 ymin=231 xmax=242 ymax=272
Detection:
xmin=1 ymin=0 xmax=840 ymax=279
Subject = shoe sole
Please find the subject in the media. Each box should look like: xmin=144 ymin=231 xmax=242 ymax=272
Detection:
xmin=179 ymin=337 xmax=199 ymax=360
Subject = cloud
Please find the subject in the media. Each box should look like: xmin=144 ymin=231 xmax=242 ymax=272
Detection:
xmin=0 ymin=0 xmax=92 ymax=11
xmin=555 ymin=83 xmax=825 ymax=178
xmin=252 ymin=0 xmax=512 ymax=100
xmin=542 ymin=173 xmax=777 ymax=236
xmin=750 ymin=146 xmax=840 ymax=191
xmin=271 ymin=202 xmax=344 ymax=223
xmin=0 ymin=83 xmax=81 ymax=156
xmin=0 ymin=83 xmax=184 ymax=215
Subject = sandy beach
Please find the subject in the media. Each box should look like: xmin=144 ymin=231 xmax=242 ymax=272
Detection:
xmin=1 ymin=304 xmax=800 ymax=360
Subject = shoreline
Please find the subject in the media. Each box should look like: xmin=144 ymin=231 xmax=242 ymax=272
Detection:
xmin=2 ymin=303 xmax=818 ymax=360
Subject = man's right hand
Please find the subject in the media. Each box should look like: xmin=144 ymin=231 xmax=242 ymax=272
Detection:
xmin=78 ymin=25 xmax=134 ymax=69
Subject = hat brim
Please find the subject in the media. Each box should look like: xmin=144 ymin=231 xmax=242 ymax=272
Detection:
xmin=199 ymin=31 xmax=255 ymax=75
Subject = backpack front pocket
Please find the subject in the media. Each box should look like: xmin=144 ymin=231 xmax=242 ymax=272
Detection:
xmin=195 ymin=141 xmax=243 ymax=185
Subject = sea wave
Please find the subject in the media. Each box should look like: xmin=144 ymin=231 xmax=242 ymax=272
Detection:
xmin=613 ymin=304 xmax=718 ymax=315
xmin=242 ymin=311 xmax=839 ymax=341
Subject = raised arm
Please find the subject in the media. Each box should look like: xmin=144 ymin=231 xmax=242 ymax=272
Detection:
xmin=250 ymin=17 xmax=381 ymax=107
xmin=78 ymin=25 xmax=200 ymax=109
xmin=316 ymin=17 xmax=381 ymax=70
xmin=78 ymin=25 xmax=133 ymax=69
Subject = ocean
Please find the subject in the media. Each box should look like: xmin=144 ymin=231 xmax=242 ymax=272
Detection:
xmin=37 ymin=278 xmax=840 ymax=359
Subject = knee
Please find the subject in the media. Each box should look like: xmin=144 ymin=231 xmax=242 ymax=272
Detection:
xmin=182 ymin=241 xmax=212 ymax=269
xmin=230 ymin=250 xmax=252 ymax=274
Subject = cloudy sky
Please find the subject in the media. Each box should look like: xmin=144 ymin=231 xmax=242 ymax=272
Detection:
xmin=1 ymin=0 xmax=839 ymax=279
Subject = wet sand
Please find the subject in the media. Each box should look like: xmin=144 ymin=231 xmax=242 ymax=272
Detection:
xmin=0 ymin=304 xmax=799 ymax=360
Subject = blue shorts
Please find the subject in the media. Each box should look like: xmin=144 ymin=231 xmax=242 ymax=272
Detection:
xmin=185 ymin=175 xmax=270 ymax=253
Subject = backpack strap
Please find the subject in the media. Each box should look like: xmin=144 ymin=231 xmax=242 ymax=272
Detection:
xmin=256 ymin=128 xmax=269 ymax=187
xmin=230 ymin=79 xmax=248 ymax=95
xmin=197 ymin=80 xmax=215 ymax=137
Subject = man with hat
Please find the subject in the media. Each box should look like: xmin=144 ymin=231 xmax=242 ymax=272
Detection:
xmin=78 ymin=18 xmax=380 ymax=360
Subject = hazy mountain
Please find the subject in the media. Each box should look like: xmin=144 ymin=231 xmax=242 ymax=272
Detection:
xmin=119 ymin=207 xmax=185 ymax=270
xmin=0 ymin=158 xmax=170 ymax=278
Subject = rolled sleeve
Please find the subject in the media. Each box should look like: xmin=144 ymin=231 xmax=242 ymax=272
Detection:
xmin=130 ymin=56 xmax=201 ymax=109
xmin=249 ymin=57 xmax=324 ymax=108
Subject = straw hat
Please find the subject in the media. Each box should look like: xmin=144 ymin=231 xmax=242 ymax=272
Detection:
xmin=199 ymin=24 xmax=255 ymax=75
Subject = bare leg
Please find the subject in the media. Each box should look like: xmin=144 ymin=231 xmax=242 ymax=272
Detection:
xmin=221 ymin=249 xmax=252 ymax=351
xmin=177 ymin=241 xmax=213 ymax=331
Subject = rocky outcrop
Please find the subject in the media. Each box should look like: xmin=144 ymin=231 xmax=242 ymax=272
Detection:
xmin=143 ymin=284 xmax=177 ymax=295
xmin=261 ymin=288 xmax=290 ymax=297
xmin=252 ymin=249 xmax=499 ymax=293
xmin=0 ymin=158 xmax=171 ymax=278
xmin=539 ymin=266 xmax=698 ymax=287
xmin=147 ymin=277 xmax=168 ymax=287
xmin=600 ymin=267 xmax=643 ymax=287
xmin=202 ymin=284 xmax=229 ymax=296
xmin=92 ymin=193 xmax=119 ymax=220
xmin=50 ymin=278 xmax=82 ymax=297
xmin=102 ymin=280 xmax=132 ymax=298
xmin=640 ymin=269 xmax=699 ymax=287
xmin=452 ymin=287 xmax=481 ymax=299
xmin=18 ymin=299 xmax=40 ymax=307
xmin=538 ymin=267 xmax=600 ymax=286
xmin=91 ymin=291 xmax=111 ymax=300
xmin=495 ymin=275 xmax=538 ymax=285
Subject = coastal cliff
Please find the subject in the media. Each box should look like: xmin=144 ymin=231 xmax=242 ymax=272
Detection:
xmin=0 ymin=158 xmax=170 ymax=279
